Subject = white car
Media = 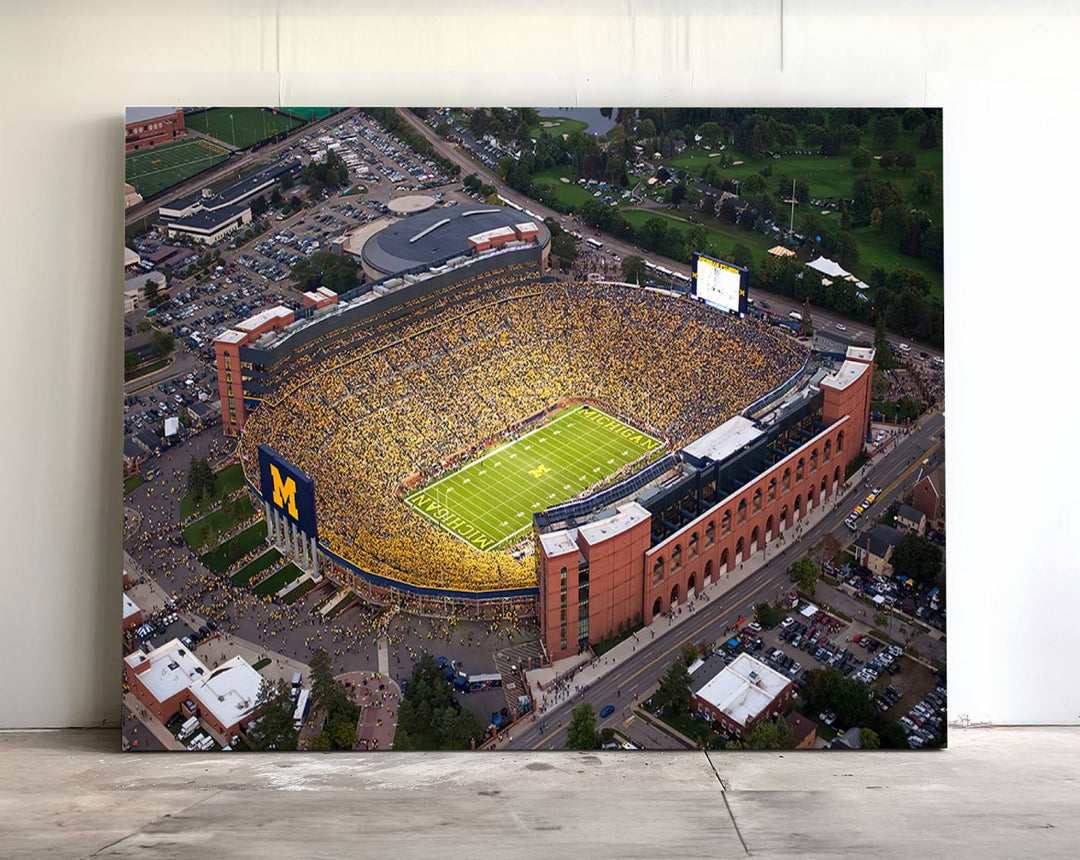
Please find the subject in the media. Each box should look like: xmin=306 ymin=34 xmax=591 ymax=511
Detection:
xmin=835 ymin=323 xmax=847 ymax=331
xmin=780 ymin=617 xmax=795 ymax=629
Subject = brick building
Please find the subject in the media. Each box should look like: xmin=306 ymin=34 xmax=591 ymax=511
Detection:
xmin=690 ymin=653 xmax=794 ymax=739
xmin=912 ymin=460 xmax=946 ymax=532
xmin=214 ymin=306 xmax=295 ymax=436
xmin=538 ymin=346 xmax=875 ymax=660
xmin=125 ymin=108 xmax=186 ymax=152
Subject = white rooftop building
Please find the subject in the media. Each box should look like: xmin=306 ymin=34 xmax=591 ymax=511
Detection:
xmin=693 ymin=653 xmax=793 ymax=733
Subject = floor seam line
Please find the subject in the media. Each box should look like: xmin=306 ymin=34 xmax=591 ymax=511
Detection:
xmin=703 ymin=748 xmax=750 ymax=855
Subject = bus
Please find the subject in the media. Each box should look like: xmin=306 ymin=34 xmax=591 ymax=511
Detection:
xmin=292 ymin=688 xmax=310 ymax=730
xmin=586 ymin=238 xmax=603 ymax=250
xmin=453 ymin=672 xmax=503 ymax=693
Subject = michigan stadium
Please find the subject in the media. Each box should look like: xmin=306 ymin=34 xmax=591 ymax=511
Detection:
xmin=216 ymin=203 xmax=858 ymax=626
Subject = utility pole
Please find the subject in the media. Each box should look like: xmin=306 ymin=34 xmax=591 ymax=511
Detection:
xmin=789 ymin=178 xmax=796 ymax=235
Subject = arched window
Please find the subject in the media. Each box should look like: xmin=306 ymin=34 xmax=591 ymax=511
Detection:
xmin=837 ymin=430 xmax=845 ymax=453
xmin=705 ymin=521 xmax=716 ymax=546
xmin=689 ymin=532 xmax=699 ymax=559
xmin=653 ymin=556 xmax=664 ymax=583
xmin=782 ymin=467 xmax=791 ymax=492
xmin=810 ymin=449 xmax=819 ymax=473
xmin=768 ymin=477 xmax=777 ymax=502
xmin=737 ymin=499 xmax=747 ymax=524
xmin=824 ymin=439 xmax=833 ymax=462
xmin=720 ymin=548 xmax=730 ymax=570
xmin=736 ymin=536 xmax=745 ymax=557
xmin=671 ymin=544 xmax=683 ymax=571
xmin=752 ymin=488 xmax=763 ymax=513
xmin=721 ymin=510 xmax=732 ymax=536
xmin=796 ymin=457 xmax=805 ymax=482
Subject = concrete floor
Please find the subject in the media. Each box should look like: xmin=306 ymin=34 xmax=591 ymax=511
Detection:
xmin=1 ymin=727 xmax=1076 ymax=859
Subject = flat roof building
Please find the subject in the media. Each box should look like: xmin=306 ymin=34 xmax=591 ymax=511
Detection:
xmin=691 ymin=653 xmax=794 ymax=738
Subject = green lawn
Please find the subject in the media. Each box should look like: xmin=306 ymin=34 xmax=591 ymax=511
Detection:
xmin=184 ymin=108 xmax=303 ymax=149
xmin=125 ymin=138 xmax=230 ymax=197
xmin=405 ymin=404 xmax=662 ymax=551
xmin=124 ymin=357 xmax=169 ymax=381
xmin=281 ymin=578 xmax=319 ymax=605
xmin=527 ymin=116 xmax=589 ymax=139
xmin=620 ymin=207 xmax=776 ymax=264
xmin=230 ymin=548 xmax=283 ymax=586
xmin=280 ymin=107 xmax=339 ymax=123
xmin=324 ymin=591 xmax=358 ymax=621
xmin=183 ymin=496 xmax=256 ymax=552
xmin=123 ymin=473 xmax=144 ymax=495
xmin=200 ymin=520 xmax=268 ymax=574
xmin=531 ymin=166 xmax=597 ymax=211
xmin=179 ymin=463 xmax=247 ymax=520
xmin=253 ymin=563 xmax=303 ymax=598
xmin=848 ymin=226 xmax=943 ymax=301
xmin=252 ymin=658 xmax=272 ymax=671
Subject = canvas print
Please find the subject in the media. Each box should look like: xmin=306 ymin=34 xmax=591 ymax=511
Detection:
xmin=122 ymin=107 xmax=945 ymax=752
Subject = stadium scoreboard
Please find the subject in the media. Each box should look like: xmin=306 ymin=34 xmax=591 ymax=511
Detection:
xmin=692 ymin=253 xmax=749 ymax=315
xmin=258 ymin=444 xmax=319 ymax=537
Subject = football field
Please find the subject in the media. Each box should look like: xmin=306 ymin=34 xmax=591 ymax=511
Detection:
xmin=125 ymin=138 xmax=230 ymax=197
xmin=404 ymin=404 xmax=663 ymax=551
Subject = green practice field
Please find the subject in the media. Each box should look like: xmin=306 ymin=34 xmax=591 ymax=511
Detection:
xmin=184 ymin=108 xmax=303 ymax=149
xmin=405 ymin=404 xmax=663 ymax=551
xmin=125 ymin=138 xmax=229 ymax=197
xmin=281 ymin=106 xmax=339 ymax=122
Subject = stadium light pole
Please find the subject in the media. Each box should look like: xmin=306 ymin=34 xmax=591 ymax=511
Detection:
xmin=230 ymin=113 xmax=235 ymax=146
xmin=789 ymin=178 xmax=796 ymax=236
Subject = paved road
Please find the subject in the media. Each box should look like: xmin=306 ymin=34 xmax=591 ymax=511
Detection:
xmin=395 ymin=109 xmax=943 ymax=360
xmin=505 ymin=411 xmax=945 ymax=750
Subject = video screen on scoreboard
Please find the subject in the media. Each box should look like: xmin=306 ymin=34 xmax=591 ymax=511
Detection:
xmin=692 ymin=253 xmax=749 ymax=315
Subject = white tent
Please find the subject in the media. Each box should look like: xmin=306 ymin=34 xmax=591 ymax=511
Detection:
xmin=806 ymin=256 xmax=850 ymax=278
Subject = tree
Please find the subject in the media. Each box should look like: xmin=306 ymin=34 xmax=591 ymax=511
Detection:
xmin=727 ymin=243 xmax=754 ymax=272
xmin=873 ymin=611 xmax=890 ymax=630
xmin=150 ymin=329 xmax=174 ymax=360
xmin=873 ymin=314 xmax=893 ymax=370
xmin=800 ymin=299 xmax=814 ymax=337
xmin=290 ymin=251 xmax=359 ymax=294
xmin=873 ymin=113 xmax=901 ymax=146
xmin=186 ymin=456 xmax=215 ymax=503
xmin=896 ymin=152 xmax=916 ymax=173
xmin=743 ymin=717 xmax=795 ymax=750
xmin=681 ymin=642 xmax=700 ymax=667
xmin=395 ymin=654 xmax=482 ymax=750
xmin=566 ymin=703 xmax=600 ymax=750
xmin=654 ymin=660 xmax=691 ymax=716
xmin=280 ymin=170 xmax=295 ymax=191
xmin=902 ymin=108 xmax=926 ymax=131
xmin=248 ymin=678 xmax=299 ymax=751
xmin=788 ymin=556 xmax=820 ymax=594
xmin=891 ymin=533 xmax=943 ymax=586
xmin=697 ymin=121 xmax=722 ymax=147
xmin=861 ymin=727 xmax=881 ymax=749
xmin=552 ymin=232 xmax=578 ymax=270
xmin=914 ymin=170 xmax=936 ymax=204
xmin=143 ymin=279 xmax=162 ymax=309
xmin=671 ymin=183 xmax=687 ymax=208
xmin=918 ymin=120 xmax=938 ymax=149
xmin=621 ymin=254 xmax=647 ymax=283
xmin=754 ymin=602 xmax=784 ymax=630
xmin=251 ymin=195 xmax=268 ymax=217
xmin=878 ymin=151 xmax=898 ymax=170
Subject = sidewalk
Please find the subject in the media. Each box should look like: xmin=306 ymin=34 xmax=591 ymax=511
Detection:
xmin=123 ymin=692 xmax=186 ymax=751
xmin=193 ymin=633 xmax=310 ymax=687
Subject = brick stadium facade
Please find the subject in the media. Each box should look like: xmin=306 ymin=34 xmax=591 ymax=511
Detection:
xmin=125 ymin=109 xmax=187 ymax=152
xmin=538 ymin=347 xmax=875 ymax=661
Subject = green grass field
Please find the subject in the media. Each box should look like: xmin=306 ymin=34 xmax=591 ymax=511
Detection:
xmin=200 ymin=520 xmax=268 ymax=574
xmin=405 ymin=404 xmax=663 ymax=551
xmin=620 ymin=207 xmax=776 ymax=264
xmin=183 ymin=496 xmax=256 ymax=552
xmin=125 ymin=138 xmax=230 ymax=197
xmin=253 ymin=563 xmax=303 ymax=598
xmin=184 ymin=108 xmax=303 ymax=149
xmin=531 ymin=166 xmax=597 ymax=211
xmin=527 ymin=116 xmax=589 ymax=139
xmin=280 ymin=106 xmax=338 ymax=122
xmin=179 ymin=463 xmax=247 ymax=520
xmin=230 ymin=548 xmax=283 ymax=586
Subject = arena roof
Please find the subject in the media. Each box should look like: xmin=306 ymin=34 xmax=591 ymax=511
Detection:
xmin=360 ymin=203 xmax=551 ymax=277
xmin=387 ymin=194 xmax=437 ymax=216
xmin=577 ymin=503 xmax=650 ymax=545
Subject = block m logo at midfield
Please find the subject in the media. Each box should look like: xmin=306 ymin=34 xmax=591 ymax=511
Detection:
xmin=257 ymin=444 xmax=318 ymax=537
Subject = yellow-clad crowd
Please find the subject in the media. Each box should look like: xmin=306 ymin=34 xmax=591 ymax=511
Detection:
xmin=238 ymin=262 xmax=806 ymax=594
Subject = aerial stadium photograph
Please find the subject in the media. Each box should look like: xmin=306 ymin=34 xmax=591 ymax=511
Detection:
xmin=121 ymin=107 xmax=946 ymax=753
